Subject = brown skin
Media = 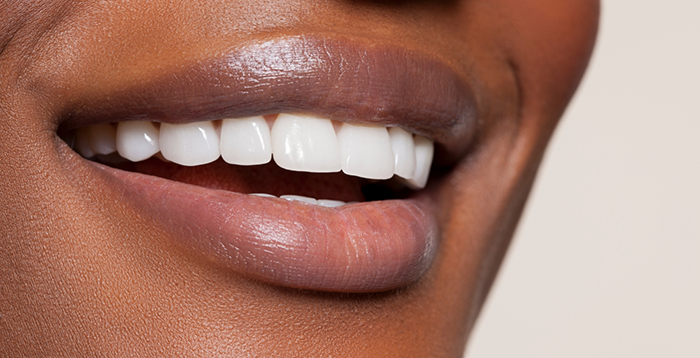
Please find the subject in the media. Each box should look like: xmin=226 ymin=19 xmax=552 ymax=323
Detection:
xmin=0 ymin=1 xmax=598 ymax=357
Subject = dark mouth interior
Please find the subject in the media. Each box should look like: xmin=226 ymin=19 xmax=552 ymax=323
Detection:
xmin=83 ymin=150 xmax=410 ymax=203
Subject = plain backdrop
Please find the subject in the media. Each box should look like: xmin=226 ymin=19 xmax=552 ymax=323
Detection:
xmin=466 ymin=1 xmax=700 ymax=357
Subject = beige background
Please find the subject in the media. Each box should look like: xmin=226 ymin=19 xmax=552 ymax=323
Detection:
xmin=466 ymin=1 xmax=700 ymax=357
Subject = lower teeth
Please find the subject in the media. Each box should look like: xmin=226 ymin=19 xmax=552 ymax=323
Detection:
xmin=250 ymin=194 xmax=349 ymax=207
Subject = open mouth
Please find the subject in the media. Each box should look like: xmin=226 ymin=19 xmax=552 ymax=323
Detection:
xmin=53 ymin=35 xmax=477 ymax=293
xmin=65 ymin=113 xmax=434 ymax=205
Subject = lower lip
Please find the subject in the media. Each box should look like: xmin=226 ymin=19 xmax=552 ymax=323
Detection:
xmin=95 ymin=162 xmax=439 ymax=293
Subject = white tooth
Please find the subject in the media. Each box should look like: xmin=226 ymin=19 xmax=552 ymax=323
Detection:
xmin=271 ymin=114 xmax=341 ymax=173
xmin=317 ymin=199 xmax=346 ymax=208
xmin=250 ymin=193 xmax=277 ymax=198
xmin=281 ymin=195 xmax=318 ymax=205
xmin=87 ymin=123 xmax=117 ymax=155
xmin=75 ymin=127 xmax=95 ymax=158
xmin=337 ymin=123 xmax=395 ymax=180
xmin=220 ymin=116 xmax=272 ymax=165
xmin=388 ymin=127 xmax=416 ymax=179
xmin=116 ymin=121 xmax=160 ymax=162
xmin=159 ymin=121 xmax=220 ymax=166
xmin=406 ymin=135 xmax=434 ymax=189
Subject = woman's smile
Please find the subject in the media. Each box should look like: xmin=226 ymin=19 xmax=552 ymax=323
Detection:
xmin=0 ymin=0 xmax=598 ymax=355
xmin=54 ymin=34 xmax=477 ymax=292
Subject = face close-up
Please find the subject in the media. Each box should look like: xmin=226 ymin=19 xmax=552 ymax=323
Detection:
xmin=0 ymin=0 xmax=598 ymax=356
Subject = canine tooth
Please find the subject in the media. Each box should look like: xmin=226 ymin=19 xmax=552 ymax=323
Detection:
xmin=88 ymin=123 xmax=117 ymax=155
xmin=388 ymin=127 xmax=416 ymax=179
xmin=271 ymin=114 xmax=341 ymax=173
xmin=116 ymin=121 xmax=160 ymax=162
xmin=406 ymin=135 xmax=434 ymax=189
xmin=337 ymin=123 xmax=395 ymax=180
xmin=317 ymin=199 xmax=346 ymax=207
xmin=220 ymin=116 xmax=272 ymax=165
xmin=281 ymin=195 xmax=318 ymax=204
xmin=160 ymin=121 xmax=220 ymax=166
xmin=75 ymin=127 xmax=95 ymax=158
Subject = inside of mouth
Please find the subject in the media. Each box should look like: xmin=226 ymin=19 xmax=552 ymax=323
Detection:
xmin=59 ymin=113 xmax=434 ymax=206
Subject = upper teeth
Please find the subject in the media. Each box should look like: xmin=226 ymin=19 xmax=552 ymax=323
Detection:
xmin=73 ymin=113 xmax=434 ymax=188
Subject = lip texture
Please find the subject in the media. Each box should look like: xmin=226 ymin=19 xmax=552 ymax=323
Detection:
xmin=57 ymin=35 xmax=477 ymax=164
xmin=100 ymin=163 xmax=438 ymax=292
xmin=59 ymin=34 xmax=477 ymax=293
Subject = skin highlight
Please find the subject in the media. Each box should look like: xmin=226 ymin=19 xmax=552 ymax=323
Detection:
xmin=0 ymin=1 xmax=598 ymax=357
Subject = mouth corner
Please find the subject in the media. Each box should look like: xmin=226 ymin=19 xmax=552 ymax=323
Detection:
xmin=49 ymin=33 xmax=476 ymax=294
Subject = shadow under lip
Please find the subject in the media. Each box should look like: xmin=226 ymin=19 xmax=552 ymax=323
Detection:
xmin=57 ymin=33 xmax=477 ymax=165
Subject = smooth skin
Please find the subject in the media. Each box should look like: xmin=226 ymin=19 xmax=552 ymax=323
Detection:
xmin=0 ymin=1 xmax=598 ymax=356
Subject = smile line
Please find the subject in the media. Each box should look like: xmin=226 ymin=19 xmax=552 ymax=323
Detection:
xmin=52 ymin=33 xmax=475 ymax=292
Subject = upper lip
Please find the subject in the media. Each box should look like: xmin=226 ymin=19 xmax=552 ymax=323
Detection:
xmin=56 ymin=34 xmax=477 ymax=165
xmin=52 ymin=33 xmax=479 ymax=293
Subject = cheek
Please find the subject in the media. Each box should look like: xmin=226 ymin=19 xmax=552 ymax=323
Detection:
xmin=497 ymin=0 xmax=600 ymax=121
xmin=417 ymin=0 xmax=599 ymax=336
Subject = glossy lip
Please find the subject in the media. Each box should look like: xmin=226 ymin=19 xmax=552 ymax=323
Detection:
xmin=97 ymin=162 xmax=438 ymax=292
xmin=57 ymin=34 xmax=477 ymax=164
xmin=58 ymin=34 xmax=477 ymax=292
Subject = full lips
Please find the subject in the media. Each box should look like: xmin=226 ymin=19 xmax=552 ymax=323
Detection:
xmin=56 ymin=34 xmax=478 ymax=292
xmin=101 ymin=163 xmax=438 ymax=293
